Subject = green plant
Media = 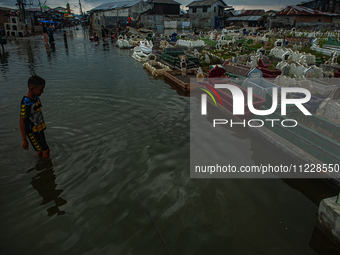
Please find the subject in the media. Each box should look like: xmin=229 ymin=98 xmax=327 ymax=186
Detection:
xmin=318 ymin=37 xmax=327 ymax=48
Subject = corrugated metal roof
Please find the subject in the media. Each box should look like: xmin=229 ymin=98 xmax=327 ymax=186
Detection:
xmin=226 ymin=15 xmax=262 ymax=21
xmin=187 ymin=0 xmax=229 ymax=8
xmin=276 ymin=5 xmax=338 ymax=16
xmin=232 ymin=10 xmax=242 ymax=16
xmin=151 ymin=0 xmax=181 ymax=4
xmin=91 ymin=1 xmax=140 ymax=11
xmin=239 ymin=9 xmax=264 ymax=16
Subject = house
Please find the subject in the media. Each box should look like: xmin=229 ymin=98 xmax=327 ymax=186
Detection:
xmin=90 ymin=1 xmax=152 ymax=30
xmin=225 ymin=9 xmax=264 ymax=27
xmin=147 ymin=0 xmax=181 ymax=15
xmin=266 ymin=10 xmax=278 ymax=16
xmin=239 ymin=9 xmax=265 ymax=16
xmin=186 ymin=0 xmax=231 ymax=29
xmin=53 ymin=6 xmax=68 ymax=12
xmin=269 ymin=5 xmax=338 ymax=29
xmin=0 ymin=7 xmax=14 ymax=33
xmin=298 ymin=0 xmax=340 ymax=14
xmin=5 ymin=16 xmax=25 ymax=37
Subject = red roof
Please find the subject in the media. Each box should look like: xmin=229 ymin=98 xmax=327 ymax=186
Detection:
xmin=276 ymin=5 xmax=337 ymax=16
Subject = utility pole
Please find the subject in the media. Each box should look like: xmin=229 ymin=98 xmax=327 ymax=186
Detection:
xmin=16 ymin=0 xmax=27 ymax=21
xmin=38 ymin=0 xmax=42 ymax=12
xmin=79 ymin=0 xmax=83 ymax=16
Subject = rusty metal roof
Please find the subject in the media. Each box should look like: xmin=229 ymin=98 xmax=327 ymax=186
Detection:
xmin=276 ymin=5 xmax=338 ymax=16
xmin=91 ymin=1 xmax=140 ymax=11
xmin=239 ymin=9 xmax=265 ymax=16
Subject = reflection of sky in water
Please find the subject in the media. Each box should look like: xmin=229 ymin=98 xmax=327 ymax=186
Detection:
xmin=0 ymin=28 xmax=331 ymax=255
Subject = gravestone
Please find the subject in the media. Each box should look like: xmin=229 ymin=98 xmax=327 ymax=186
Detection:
xmin=304 ymin=67 xmax=315 ymax=78
xmin=197 ymin=67 xmax=204 ymax=82
xmin=194 ymin=49 xmax=199 ymax=58
xmin=234 ymin=54 xmax=238 ymax=65
xmin=283 ymin=53 xmax=290 ymax=61
xmin=205 ymin=54 xmax=210 ymax=64
xmin=257 ymin=47 xmax=266 ymax=56
xmin=258 ymin=58 xmax=271 ymax=68
xmin=282 ymin=65 xmax=290 ymax=76
xmin=247 ymin=67 xmax=262 ymax=78
xmin=178 ymin=54 xmax=188 ymax=63
xmin=170 ymin=33 xmax=178 ymax=42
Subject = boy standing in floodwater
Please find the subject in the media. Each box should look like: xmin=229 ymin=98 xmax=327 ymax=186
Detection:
xmin=20 ymin=76 xmax=50 ymax=158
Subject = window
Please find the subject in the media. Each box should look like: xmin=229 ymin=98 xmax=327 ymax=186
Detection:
xmin=203 ymin=6 xmax=207 ymax=12
xmin=214 ymin=7 xmax=216 ymax=12
xmin=192 ymin=7 xmax=197 ymax=13
xmin=318 ymin=18 xmax=322 ymax=22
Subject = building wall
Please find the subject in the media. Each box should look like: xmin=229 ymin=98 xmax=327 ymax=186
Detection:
xmin=332 ymin=16 xmax=340 ymax=24
xmin=295 ymin=15 xmax=332 ymax=23
xmin=188 ymin=2 xmax=221 ymax=28
xmin=269 ymin=15 xmax=335 ymax=29
xmin=91 ymin=1 xmax=151 ymax=30
xmin=140 ymin=14 xmax=189 ymax=29
xmin=299 ymin=0 xmax=340 ymax=14
xmin=0 ymin=9 xmax=9 ymax=28
xmin=154 ymin=3 xmax=179 ymax=15
xmin=5 ymin=16 xmax=26 ymax=36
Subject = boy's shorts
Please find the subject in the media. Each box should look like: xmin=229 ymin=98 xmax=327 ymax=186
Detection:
xmin=27 ymin=131 xmax=49 ymax=152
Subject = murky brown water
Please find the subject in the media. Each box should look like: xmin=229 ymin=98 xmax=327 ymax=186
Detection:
xmin=0 ymin=28 xmax=336 ymax=254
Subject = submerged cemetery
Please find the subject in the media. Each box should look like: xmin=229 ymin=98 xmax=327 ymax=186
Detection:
xmin=122 ymin=24 xmax=340 ymax=247
xmin=131 ymin=27 xmax=340 ymax=148
xmin=2 ymin=1 xmax=340 ymax=254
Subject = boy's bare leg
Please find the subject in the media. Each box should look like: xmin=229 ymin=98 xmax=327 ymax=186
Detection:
xmin=42 ymin=148 xmax=50 ymax=158
xmin=35 ymin=151 xmax=42 ymax=157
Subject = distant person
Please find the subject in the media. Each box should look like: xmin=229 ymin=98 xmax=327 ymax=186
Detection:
xmin=20 ymin=76 xmax=50 ymax=158
xmin=128 ymin=15 xmax=131 ymax=26
xmin=101 ymin=25 xmax=106 ymax=39
xmin=110 ymin=32 xmax=115 ymax=41
xmin=0 ymin=31 xmax=4 ymax=52
xmin=105 ymin=26 xmax=109 ymax=38
xmin=94 ymin=33 xmax=99 ymax=43
xmin=31 ymin=25 xmax=35 ymax=36
xmin=43 ymin=24 xmax=48 ymax=45
xmin=63 ymin=31 xmax=67 ymax=45
xmin=116 ymin=21 xmax=122 ymax=37
xmin=47 ymin=24 xmax=55 ymax=46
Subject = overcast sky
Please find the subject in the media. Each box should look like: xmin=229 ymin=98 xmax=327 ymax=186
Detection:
xmin=0 ymin=0 xmax=304 ymax=13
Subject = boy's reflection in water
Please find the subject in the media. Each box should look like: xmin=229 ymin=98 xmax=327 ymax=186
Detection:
xmin=0 ymin=50 xmax=9 ymax=65
xmin=27 ymin=159 xmax=67 ymax=216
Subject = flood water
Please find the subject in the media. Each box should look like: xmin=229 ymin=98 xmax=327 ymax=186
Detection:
xmin=0 ymin=28 xmax=337 ymax=254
